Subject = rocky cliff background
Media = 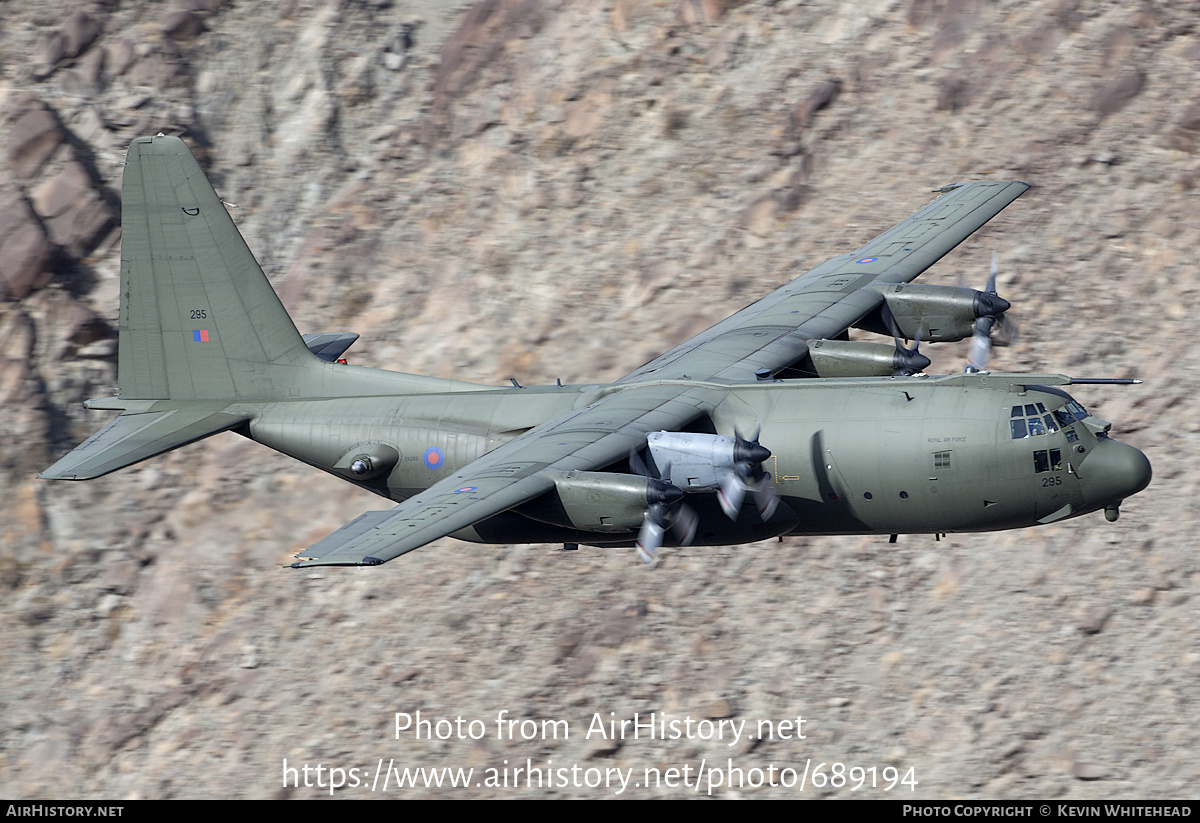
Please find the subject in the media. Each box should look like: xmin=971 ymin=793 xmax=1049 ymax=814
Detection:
xmin=2 ymin=0 xmax=1198 ymax=799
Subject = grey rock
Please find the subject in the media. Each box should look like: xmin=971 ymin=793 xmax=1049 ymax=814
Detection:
xmin=1077 ymin=604 xmax=1113 ymax=635
xmin=5 ymin=103 xmax=65 ymax=180
xmin=162 ymin=11 xmax=205 ymax=42
xmin=0 ymin=187 xmax=54 ymax=301
xmin=30 ymin=161 xmax=117 ymax=258
xmin=1071 ymin=759 xmax=1110 ymax=781
xmin=61 ymin=10 xmax=102 ymax=58
xmin=1089 ymin=70 xmax=1146 ymax=115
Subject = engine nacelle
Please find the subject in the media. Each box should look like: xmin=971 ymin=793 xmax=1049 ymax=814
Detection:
xmin=805 ymin=339 xmax=907 ymax=378
xmin=518 ymin=471 xmax=679 ymax=533
xmin=875 ymin=284 xmax=982 ymax=343
xmin=646 ymin=431 xmax=740 ymax=491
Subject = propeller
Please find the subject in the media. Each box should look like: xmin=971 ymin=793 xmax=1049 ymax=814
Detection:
xmin=965 ymin=252 xmax=1018 ymax=372
xmin=717 ymin=428 xmax=779 ymax=521
xmin=629 ymin=452 xmax=697 ymax=566
xmin=881 ymin=305 xmax=931 ymax=376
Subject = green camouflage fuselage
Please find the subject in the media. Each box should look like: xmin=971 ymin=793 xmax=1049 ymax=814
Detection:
xmin=246 ymin=371 xmax=1142 ymax=547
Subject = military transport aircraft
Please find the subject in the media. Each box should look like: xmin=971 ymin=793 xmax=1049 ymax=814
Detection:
xmin=40 ymin=135 xmax=1152 ymax=567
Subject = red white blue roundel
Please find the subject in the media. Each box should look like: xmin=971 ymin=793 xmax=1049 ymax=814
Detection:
xmin=453 ymin=486 xmax=477 ymax=494
xmin=422 ymin=446 xmax=445 ymax=470
xmin=856 ymin=257 xmax=878 ymax=264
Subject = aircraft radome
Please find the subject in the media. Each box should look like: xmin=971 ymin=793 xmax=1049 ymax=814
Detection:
xmin=40 ymin=135 xmax=1152 ymax=568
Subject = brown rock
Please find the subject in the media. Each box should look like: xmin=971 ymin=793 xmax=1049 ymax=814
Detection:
xmin=5 ymin=104 xmax=65 ymax=180
xmin=179 ymin=0 xmax=225 ymax=11
xmin=38 ymin=33 xmax=67 ymax=74
xmin=907 ymin=0 xmax=938 ymax=31
xmin=1089 ymin=70 xmax=1146 ymax=115
xmin=583 ymin=732 xmax=620 ymax=758
xmin=937 ymin=76 xmax=971 ymax=112
xmin=104 ymin=39 xmax=136 ymax=76
xmin=25 ymin=289 xmax=112 ymax=361
xmin=703 ymin=697 xmax=735 ymax=719
xmin=1077 ymin=604 xmax=1113 ymax=635
xmin=0 ymin=308 xmax=50 ymax=473
xmin=162 ymin=11 xmax=205 ymax=41
xmin=435 ymin=0 xmax=542 ymax=100
xmin=0 ymin=186 xmax=55 ymax=301
xmin=599 ymin=603 xmax=642 ymax=646
xmin=426 ymin=0 xmax=544 ymax=144
xmin=563 ymin=99 xmax=604 ymax=140
xmin=741 ymin=194 xmax=777 ymax=237
xmin=128 ymin=42 xmax=189 ymax=90
xmin=677 ymin=0 xmax=729 ymax=25
xmin=61 ymin=10 xmax=102 ymax=58
xmin=1071 ymin=759 xmax=1110 ymax=780
xmin=1131 ymin=587 xmax=1156 ymax=606
xmin=30 ymin=161 xmax=118 ymax=258
xmin=1101 ymin=27 xmax=1137 ymax=69
xmin=784 ymin=78 xmax=842 ymax=141
xmin=76 ymin=47 xmax=107 ymax=87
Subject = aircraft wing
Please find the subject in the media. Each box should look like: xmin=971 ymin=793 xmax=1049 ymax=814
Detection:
xmin=616 ymin=180 xmax=1030 ymax=384
xmin=293 ymin=181 xmax=1028 ymax=567
xmin=291 ymin=384 xmax=720 ymax=566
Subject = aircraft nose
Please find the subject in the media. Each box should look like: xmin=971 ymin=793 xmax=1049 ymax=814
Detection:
xmin=1079 ymin=438 xmax=1152 ymax=508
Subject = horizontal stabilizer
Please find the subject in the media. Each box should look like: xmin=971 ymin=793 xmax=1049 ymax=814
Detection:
xmin=40 ymin=404 xmax=249 ymax=480
xmin=302 ymin=332 xmax=360 ymax=362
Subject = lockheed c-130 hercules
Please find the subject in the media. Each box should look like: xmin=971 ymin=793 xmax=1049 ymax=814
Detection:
xmin=40 ymin=135 xmax=1151 ymax=567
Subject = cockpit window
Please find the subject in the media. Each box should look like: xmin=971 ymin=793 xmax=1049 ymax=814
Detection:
xmin=1011 ymin=403 xmax=1053 ymax=439
xmin=1012 ymin=400 xmax=1086 ymax=440
xmin=1054 ymin=400 xmax=1090 ymax=428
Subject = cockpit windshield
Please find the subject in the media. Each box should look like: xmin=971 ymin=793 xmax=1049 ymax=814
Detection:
xmin=1009 ymin=399 xmax=1088 ymax=440
xmin=1053 ymin=400 xmax=1089 ymax=427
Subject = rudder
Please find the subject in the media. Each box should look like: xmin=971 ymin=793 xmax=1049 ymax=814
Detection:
xmin=118 ymin=135 xmax=315 ymax=400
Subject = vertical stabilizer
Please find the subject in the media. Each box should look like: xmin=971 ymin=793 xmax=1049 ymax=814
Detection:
xmin=118 ymin=135 xmax=315 ymax=400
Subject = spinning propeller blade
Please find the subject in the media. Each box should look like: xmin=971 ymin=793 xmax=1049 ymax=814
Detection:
xmin=882 ymin=305 xmax=931 ymax=376
xmin=965 ymin=252 xmax=1017 ymax=373
xmin=719 ymin=428 xmax=779 ymax=521
xmin=629 ymin=452 xmax=695 ymax=565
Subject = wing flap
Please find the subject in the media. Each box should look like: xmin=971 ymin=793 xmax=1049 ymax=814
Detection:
xmin=292 ymin=474 xmax=556 ymax=566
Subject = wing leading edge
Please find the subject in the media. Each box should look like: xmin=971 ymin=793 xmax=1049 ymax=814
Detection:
xmin=617 ymin=180 xmax=1030 ymax=384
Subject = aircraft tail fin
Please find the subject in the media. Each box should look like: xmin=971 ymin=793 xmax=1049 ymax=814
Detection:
xmin=118 ymin=134 xmax=316 ymax=401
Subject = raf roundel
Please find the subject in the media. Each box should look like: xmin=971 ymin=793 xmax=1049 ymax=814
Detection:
xmin=422 ymin=446 xmax=445 ymax=470
xmin=856 ymin=257 xmax=878 ymax=264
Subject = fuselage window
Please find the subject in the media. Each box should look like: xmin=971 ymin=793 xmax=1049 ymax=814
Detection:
xmin=1033 ymin=448 xmax=1063 ymax=473
xmin=1034 ymin=449 xmax=1049 ymax=473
